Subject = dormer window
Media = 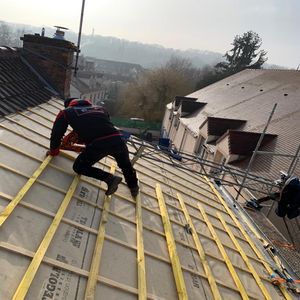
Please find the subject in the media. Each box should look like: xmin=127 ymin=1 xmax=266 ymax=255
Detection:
xmin=200 ymin=117 xmax=247 ymax=144
xmin=215 ymin=130 xmax=278 ymax=163
xmin=172 ymin=96 xmax=198 ymax=111
xmin=178 ymin=101 xmax=206 ymax=117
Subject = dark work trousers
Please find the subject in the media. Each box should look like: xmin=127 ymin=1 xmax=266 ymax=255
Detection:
xmin=73 ymin=138 xmax=138 ymax=189
xmin=257 ymin=192 xmax=280 ymax=204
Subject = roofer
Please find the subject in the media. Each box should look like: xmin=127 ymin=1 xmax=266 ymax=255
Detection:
xmin=247 ymin=173 xmax=300 ymax=219
xmin=47 ymin=98 xmax=139 ymax=197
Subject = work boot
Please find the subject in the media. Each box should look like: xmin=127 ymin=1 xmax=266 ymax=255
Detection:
xmin=246 ymin=199 xmax=263 ymax=210
xmin=105 ymin=175 xmax=122 ymax=195
xmin=130 ymin=186 xmax=139 ymax=197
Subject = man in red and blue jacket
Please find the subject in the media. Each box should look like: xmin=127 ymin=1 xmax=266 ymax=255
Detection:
xmin=48 ymin=98 xmax=139 ymax=196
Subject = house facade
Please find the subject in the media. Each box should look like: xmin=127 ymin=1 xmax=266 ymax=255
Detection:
xmin=71 ymin=56 xmax=144 ymax=105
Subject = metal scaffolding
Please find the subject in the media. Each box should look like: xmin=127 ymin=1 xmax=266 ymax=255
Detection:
xmin=128 ymin=136 xmax=300 ymax=198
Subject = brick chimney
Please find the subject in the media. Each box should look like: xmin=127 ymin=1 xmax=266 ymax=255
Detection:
xmin=20 ymin=33 xmax=77 ymax=98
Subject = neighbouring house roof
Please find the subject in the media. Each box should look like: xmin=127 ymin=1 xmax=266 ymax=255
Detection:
xmin=89 ymin=57 xmax=144 ymax=75
xmin=71 ymin=76 xmax=91 ymax=95
xmin=181 ymin=69 xmax=300 ymax=136
xmin=75 ymin=70 xmax=103 ymax=79
xmin=179 ymin=69 xmax=300 ymax=178
xmin=0 ymin=47 xmax=55 ymax=116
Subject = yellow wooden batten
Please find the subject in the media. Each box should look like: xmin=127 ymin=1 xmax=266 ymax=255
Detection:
xmin=177 ymin=192 xmax=222 ymax=300
xmin=0 ymin=155 xmax=52 ymax=227
xmin=135 ymin=181 xmax=147 ymax=300
xmin=84 ymin=164 xmax=116 ymax=300
xmin=198 ymin=204 xmax=249 ymax=300
xmin=12 ymin=175 xmax=80 ymax=300
xmin=156 ymin=184 xmax=188 ymax=300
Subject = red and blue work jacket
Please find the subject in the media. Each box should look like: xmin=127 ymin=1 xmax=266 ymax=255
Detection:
xmin=50 ymin=99 xmax=121 ymax=152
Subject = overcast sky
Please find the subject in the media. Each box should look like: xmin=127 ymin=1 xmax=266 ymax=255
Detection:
xmin=1 ymin=0 xmax=299 ymax=68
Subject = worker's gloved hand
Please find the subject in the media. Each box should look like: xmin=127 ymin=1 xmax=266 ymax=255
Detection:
xmin=46 ymin=148 xmax=60 ymax=156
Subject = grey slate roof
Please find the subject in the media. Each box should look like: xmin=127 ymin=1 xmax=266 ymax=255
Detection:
xmin=0 ymin=47 xmax=55 ymax=116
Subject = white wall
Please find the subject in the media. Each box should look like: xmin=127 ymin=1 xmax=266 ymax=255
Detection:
xmin=181 ymin=130 xmax=197 ymax=154
xmin=172 ymin=122 xmax=185 ymax=150
xmin=215 ymin=137 xmax=229 ymax=158
xmin=162 ymin=108 xmax=171 ymax=134
xmin=168 ymin=115 xmax=178 ymax=142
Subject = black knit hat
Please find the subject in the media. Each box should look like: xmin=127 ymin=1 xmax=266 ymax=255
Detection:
xmin=64 ymin=97 xmax=77 ymax=108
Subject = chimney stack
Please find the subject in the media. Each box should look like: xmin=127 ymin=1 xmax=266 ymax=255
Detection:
xmin=20 ymin=31 xmax=77 ymax=98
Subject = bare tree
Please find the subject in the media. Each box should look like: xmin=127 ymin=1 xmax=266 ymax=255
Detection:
xmin=11 ymin=28 xmax=25 ymax=47
xmin=0 ymin=22 xmax=26 ymax=47
xmin=0 ymin=22 xmax=12 ymax=46
xmin=118 ymin=57 xmax=198 ymax=122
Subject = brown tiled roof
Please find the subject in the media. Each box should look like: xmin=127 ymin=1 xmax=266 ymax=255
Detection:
xmin=0 ymin=47 xmax=55 ymax=116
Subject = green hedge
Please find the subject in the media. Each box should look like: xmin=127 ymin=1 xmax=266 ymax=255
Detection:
xmin=111 ymin=118 xmax=161 ymax=130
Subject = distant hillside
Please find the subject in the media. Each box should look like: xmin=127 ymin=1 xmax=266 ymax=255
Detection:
xmin=79 ymin=35 xmax=223 ymax=69
xmin=77 ymin=35 xmax=287 ymax=70
xmin=4 ymin=22 xmax=285 ymax=70
xmin=1 ymin=21 xmax=222 ymax=69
